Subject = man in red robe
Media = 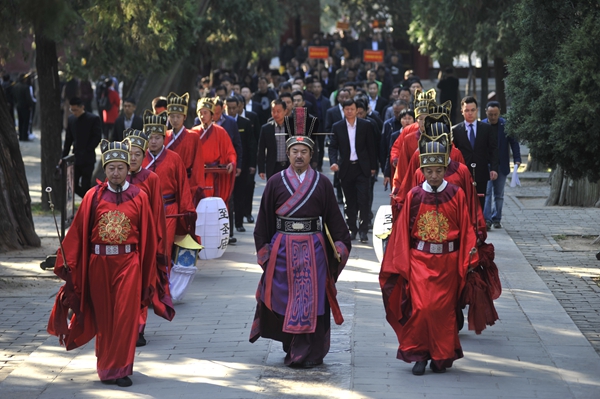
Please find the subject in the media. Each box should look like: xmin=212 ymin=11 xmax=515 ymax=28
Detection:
xmin=165 ymin=92 xmax=206 ymax=203
xmin=380 ymin=136 xmax=478 ymax=376
xmin=250 ymin=133 xmax=352 ymax=368
xmin=191 ymin=98 xmax=237 ymax=210
xmin=388 ymin=90 xmax=437 ymax=188
xmin=125 ymin=128 xmax=175 ymax=347
xmin=48 ymin=140 xmax=157 ymax=387
xmin=141 ymin=110 xmax=196 ymax=263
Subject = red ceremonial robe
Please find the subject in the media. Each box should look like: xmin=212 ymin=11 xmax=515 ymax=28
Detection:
xmin=47 ymin=182 xmax=157 ymax=381
xmin=389 ymin=122 xmax=419 ymax=186
xmin=380 ymin=180 xmax=478 ymax=370
xmin=128 ymin=168 xmax=176 ymax=333
xmin=400 ymin=159 xmax=487 ymax=242
xmin=142 ymin=146 xmax=195 ymax=261
xmin=191 ymin=123 xmax=237 ymax=207
xmin=165 ymin=127 xmax=206 ymax=203
xmin=250 ymin=167 xmax=352 ymax=366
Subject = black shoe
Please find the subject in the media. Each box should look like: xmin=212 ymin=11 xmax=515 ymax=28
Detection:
xmin=301 ymin=360 xmax=323 ymax=368
xmin=493 ymin=221 xmax=502 ymax=229
xmin=350 ymin=231 xmax=357 ymax=241
xmin=116 ymin=376 xmax=133 ymax=387
xmin=360 ymin=232 xmax=368 ymax=243
xmin=430 ymin=362 xmax=446 ymax=373
xmin=412 ymin=361 xmax=427 ymax=375
xmin=236 ymin=226 xmax=246 ymax=232
xmin=596 ymin=251 xmax=600 ymax=261
xmin=136 ymin=333 xmax=146 ymax=347
xmin=245 ymin=215 xmax=254 ymax=223
xmin=457 ymin=308 xmax=465 ymax=331
xmin=228 ymin=237 xmax=237 ymax=244
xmin=486 ymin=220 xmax=492 ymax=230
xmin=101 ymin=379 xmax=116 ymax=385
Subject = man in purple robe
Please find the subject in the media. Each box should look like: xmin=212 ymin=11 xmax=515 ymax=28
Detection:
xmin=250 ymin=129 xmax=352 ymax=368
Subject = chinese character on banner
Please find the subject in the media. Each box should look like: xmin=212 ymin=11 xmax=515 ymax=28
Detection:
xmin=308 ymin=46 xmax=329 ymax=60
xmin=217 ymin=237 xmax=229 ymax=250
xmin=363 ymin=50 xmax=384 ymax=63
xmin=218 ymin=208 xmax=228 ymax=219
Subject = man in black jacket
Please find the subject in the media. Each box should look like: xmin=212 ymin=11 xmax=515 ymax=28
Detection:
xmin=257 ymin=99 xmax=289 ymax=180
xmin=329 ymin=99 xmax=377 ymax=243
xmin=453 ymin=96 xmax=499 ymax=209
xmin=226 ymin=96 xmax=257 ymax=232
xmin=112 ymin=97 xmax=143 ymax=141
xmin=61 ymin=97 xmax=102 ymax=197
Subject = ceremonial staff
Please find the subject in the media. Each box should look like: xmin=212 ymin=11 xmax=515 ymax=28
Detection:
xmin=46 ymin=187 xmax=70 ymax=271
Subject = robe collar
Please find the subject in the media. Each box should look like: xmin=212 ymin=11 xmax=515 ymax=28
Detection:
xmin=107 ymin=180 xmax=130 ymax=193
xmin=145 ymin=146 xmax=166 ymax=170
xmin=423 ymin=179 xmax=448 ymax=193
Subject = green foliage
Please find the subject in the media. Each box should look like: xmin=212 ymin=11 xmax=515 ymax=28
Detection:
xmin=67 ymin=0 xmax=201 ymax=78
xmin=198 ymin=0 xmax=285 ymax=66
xmin=407 ymin=0 xmax=519 ymax=62
xmin=2 ymin=0 xmax=289 ymax=79
xmin=506 ymin=0 xmax=600 ymax=181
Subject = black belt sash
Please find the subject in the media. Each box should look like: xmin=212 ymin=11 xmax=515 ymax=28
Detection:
xmin=276 ymin=216 xmax=321 ymax=234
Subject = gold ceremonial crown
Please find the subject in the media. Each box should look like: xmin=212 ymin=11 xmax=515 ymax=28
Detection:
xmin=419 ymin=117 xmax=451 ymax=169
xmin=101 ymin=139 xmax=130 ymax=167
xmin=124 ymin=128 xmax=149 ymax=152
xmin=414 ymin=88 xmax=437 ymax=119
xmin=167 ymin=92 xmax=189 ymax=116
xmin=143 ymin=109 xmax=168 ymax=136
xmin=197 ymin=97 xmax=216 ymax=114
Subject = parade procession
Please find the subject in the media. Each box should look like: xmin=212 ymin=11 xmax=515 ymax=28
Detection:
xmin=2 ymin=3 xmax=600 ymax=397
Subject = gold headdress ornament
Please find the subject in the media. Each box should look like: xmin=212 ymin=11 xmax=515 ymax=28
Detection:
xmin=428 ymin=100 xmax=452 ymax=119
xmin=418 ymin=116 xmax=451 ymax=169
xmin=143 ymin=109 xmax=168 ymax=136
xmin=101 ymin=139 xmax=130 ymax=167
xmin=285 ymin=107 xmax=317 ymax=151
xmin=414 ymin=88 xmax=437 ymax=119
xmin=197 ymin=97 xmax=216 ymax=114
xmin=124 ymin=128 xmax=149 ymax=152
xmin=166 ymin=92 xmax=189 ymax=116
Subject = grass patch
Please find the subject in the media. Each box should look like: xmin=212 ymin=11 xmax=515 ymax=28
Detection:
xmin=553 ymin=234 xmax=567 ymax=240
xmin=30 ymin=202 xmax=56 ymax=216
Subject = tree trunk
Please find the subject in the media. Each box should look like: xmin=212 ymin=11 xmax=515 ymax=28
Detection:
xmin=546 ymin=165 xmax=600 ymax=207
xmin=493 ymin=57 xmax=507 ymax=113
xmin=480 ymin=55 xmax=488 ymax=119
xmin=0 ymin=85 xmax=41 ymax=252
xmin=35 ymin=29 xmax=63 ymax=211
xmin=526 ymin=152 xmax=547 ymax=172
xmin=465 ymin=53 xmax=477 ymax=98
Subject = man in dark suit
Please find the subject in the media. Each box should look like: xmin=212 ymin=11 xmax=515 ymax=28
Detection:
xmin=112 ymin=97 xmax=143 ymax=141
xmin=242 ymin=86 xmax=261 ymax=117
xmin=238 ymin=95 xmax=260 ymax=223
xmin=226 ymin=96 xmax=257 ymax=233
xmin=367 ymin=81 xmax=388 ymax=116
xmin=452 ymin=96 xmax=499 ymax=210
xmin=324 ymin=89 xmax=350 ymax=133
xmin=329 ymin=99 xmax=377 ymax=243
xmin=307 ymin=79 xmax=331 ymax=171
xmin=257 ymin=99 xmax=289 ymax=180
xmin=325 ymin=89 xmax=351 ymax=204
xmin=482 ymin=101 xmax=521 ymax=229
xmin=61 ymin=97 xmax=102 ymax=197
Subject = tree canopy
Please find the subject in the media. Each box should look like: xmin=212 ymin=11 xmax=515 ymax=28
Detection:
xmin=506 ymin=0 xmax=600 ymax=182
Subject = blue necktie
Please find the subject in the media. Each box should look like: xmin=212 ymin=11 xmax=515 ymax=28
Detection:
xmin=468 ymin=123 xmax=475 ymax=149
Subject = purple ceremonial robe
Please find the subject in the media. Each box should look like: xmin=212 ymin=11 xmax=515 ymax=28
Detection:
xmin=251 ymin=166 xmax=351 ymax=366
